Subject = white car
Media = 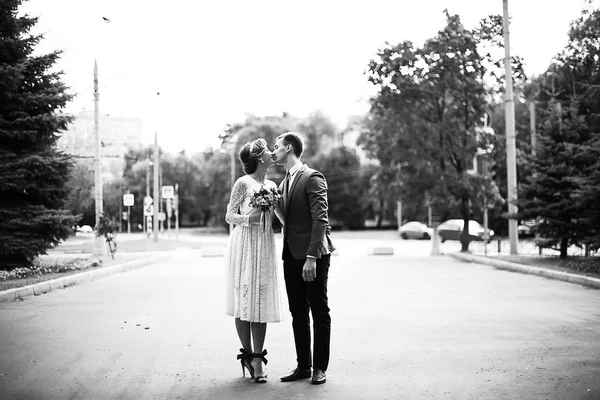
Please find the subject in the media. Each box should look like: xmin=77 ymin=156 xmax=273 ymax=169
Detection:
xmin=437 ymin=219 xmax=494 ymax=243
xmin=77 ymin=225 xmax=94 ymax=234
xmin=398 ymin=221 xmax=433 ymax=240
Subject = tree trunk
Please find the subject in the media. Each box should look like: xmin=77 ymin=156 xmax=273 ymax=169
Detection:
xmin=460 ymin=197 xmax=471 ymax=253
xmin=560 ymin=237 xmax=569 ymax=259
xmin=376 ymin=197 xmax=385 ymax=228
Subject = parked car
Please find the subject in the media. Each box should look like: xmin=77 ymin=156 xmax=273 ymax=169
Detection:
xmin=517 ymin=220 xmax=537 ymax=237
xmin=398 ymin=221 xmax=433 ymax=240
xmin=76 ymin=225 xmax=94 ymax=234
xmin=437 ymin=219 xmax=494 ymax=243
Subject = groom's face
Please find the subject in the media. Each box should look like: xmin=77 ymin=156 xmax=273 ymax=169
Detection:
xmin=272 ymin=137 xmax=289 ymax=164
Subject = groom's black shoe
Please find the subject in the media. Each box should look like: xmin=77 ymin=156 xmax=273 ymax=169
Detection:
xmin=280 ymin=368 xmax=311 ymax=382
xmin=312 ymin=369 xmax=326 ymax=385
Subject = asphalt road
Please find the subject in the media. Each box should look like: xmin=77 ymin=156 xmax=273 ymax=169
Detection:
xmin=1 ymin=234 xmax=599 ymax=400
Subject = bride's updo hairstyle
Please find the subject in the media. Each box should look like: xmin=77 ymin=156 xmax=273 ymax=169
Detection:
xmin=239 ymin=138 xmax=267 ymax=174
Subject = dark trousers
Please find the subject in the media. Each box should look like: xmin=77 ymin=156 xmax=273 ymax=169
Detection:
xmin=283 ymin=244 xmax=331 ymax=372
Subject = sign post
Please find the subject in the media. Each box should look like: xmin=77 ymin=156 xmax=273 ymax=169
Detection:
xmin=144 ymin=196 xmax=153 ymax=238
xmin=162 ymin=186 xmax=174 ymax=240
xmin=123 ymin=193 xmax=134 ymax=239
xmin=174 ymin=183 xmax=179 ymax=241
xmin=166 ymin=198 xmax=172 ymax=237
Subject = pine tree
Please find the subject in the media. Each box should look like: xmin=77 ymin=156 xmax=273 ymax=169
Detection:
xmin=516 ymin=101 xmax=590 ymax=258
xmin=0 ymin=0 xmax=78 ymax=269
xmin=572 ymin=133 xmax=600 ymax=252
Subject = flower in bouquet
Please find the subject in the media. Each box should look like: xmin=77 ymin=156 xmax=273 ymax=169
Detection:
xmin=249 ymin=187 xmax=282 ymax=212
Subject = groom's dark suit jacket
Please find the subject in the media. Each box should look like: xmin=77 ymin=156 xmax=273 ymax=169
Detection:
xmin=280 ymin=164 xmax=335 ymax=260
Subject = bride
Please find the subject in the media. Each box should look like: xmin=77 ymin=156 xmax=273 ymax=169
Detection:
xmin=224 ymin=138 xmax=284 ymax=383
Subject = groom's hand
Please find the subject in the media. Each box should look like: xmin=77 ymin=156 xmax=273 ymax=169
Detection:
xmin=302 ymin=258 xmax=317 ymax=282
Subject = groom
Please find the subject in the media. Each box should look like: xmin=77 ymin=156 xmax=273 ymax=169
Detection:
xmin=272 ymin=132 xmax=335 ymax=385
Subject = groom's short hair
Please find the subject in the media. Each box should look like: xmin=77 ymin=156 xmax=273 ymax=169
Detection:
xmin=278 ymin=132 xmax=304 ymax=158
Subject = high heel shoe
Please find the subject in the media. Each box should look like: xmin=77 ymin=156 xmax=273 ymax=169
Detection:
xmin=236 ymin=348 xmax=254 ymax=378
xmin=250 ymin=349 xmax=268 ymax=383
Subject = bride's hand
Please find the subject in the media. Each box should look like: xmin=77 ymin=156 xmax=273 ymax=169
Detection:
xmin=248 ymin=208 xmax=263 ymax=224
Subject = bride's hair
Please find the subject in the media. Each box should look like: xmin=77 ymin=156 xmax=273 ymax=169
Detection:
xmin=239 ymin=138 xmax=267 ymax=174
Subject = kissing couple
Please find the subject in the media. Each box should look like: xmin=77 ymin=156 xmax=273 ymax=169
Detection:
xmin=224 ymin=132 xmax=335 ymax=385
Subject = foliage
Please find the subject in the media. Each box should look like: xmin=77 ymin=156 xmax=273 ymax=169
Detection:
xmin=296 ymin=110 xmax=338 ymax=160
xmin=0 ymin=257 xmax=97 ymax=282
xmin=572 ymin=133 xmax=600 ymax=249
xmin=514 ymin=3 xmax=600 ymax=257
xmin=64 ymin=161 xmax=95 ymax=225
xmin=515 ymin=101 xmax=591 ymax=258
xmin=95 ymin=214 xmax=118 ymax=258
xmin=311 ymin=146 xmax=367 ymax=229
xmin=360 ymin=10 xmax=513 ymax=251
xmin=0 ymin=0 xmax=78 ymax=270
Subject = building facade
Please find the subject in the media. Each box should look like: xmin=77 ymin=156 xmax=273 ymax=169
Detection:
xmin=58 ymin=111 xmax=143 ymax=181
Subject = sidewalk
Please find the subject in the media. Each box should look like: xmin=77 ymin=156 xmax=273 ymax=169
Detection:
xmin=0 ymin=252 xmax=170 ymax=303
xmin=450 ymin=252 xmax=600 ymax=290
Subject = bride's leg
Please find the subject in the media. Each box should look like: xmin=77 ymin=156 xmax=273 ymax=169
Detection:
xmin=235 ymin=318 xmax=252 ymax=352
xmin=251 ymin=322 xmax=267 ymax=377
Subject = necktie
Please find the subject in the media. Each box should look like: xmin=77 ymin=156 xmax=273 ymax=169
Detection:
xmin=286 ymin=171 xmax=292 ymax=193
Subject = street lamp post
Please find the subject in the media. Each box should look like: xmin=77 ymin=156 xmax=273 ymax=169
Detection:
xmin=153 ymin=131 xmax=159 ymax=242
xmin=502 ymin=0 xmax=519 ymax=254
xmin=93 ymin=60 xmax=104 ymax=257
xmin=92 ymin=16 xmax=111 ymax=257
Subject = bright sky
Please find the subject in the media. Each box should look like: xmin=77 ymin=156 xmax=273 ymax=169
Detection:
xmin=21 ymin=0 xmax=588 ymax=153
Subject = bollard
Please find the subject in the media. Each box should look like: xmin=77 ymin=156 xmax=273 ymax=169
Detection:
xmin=497 ymin=239 xmax=501 ymax=254
xmin=430 ymin=228 xmax=441 ymax=256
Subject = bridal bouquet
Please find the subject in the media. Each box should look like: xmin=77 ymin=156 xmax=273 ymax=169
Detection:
xmin=249 ymin=187 xmax=282 ymax=212
xmin=250 ymin=187 xmax=282 ymax=231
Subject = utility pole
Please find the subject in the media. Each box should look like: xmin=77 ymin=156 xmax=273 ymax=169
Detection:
xmin=158 ymin=159 xmax=163 ymax=233
xmin=145 ymin=148 xmax=150 ymax=235
xmin=175 ymin=183 xmax=179 ymax=241
xmin=503 ymin=0 xmax=519 ymax=255
xmin=153 ymin=132 xmax=159 ymax=242
xmin=529 ymin=102 xmax=536 ymax=156
xmin=93 ymin=60 xmax=104 ymax=257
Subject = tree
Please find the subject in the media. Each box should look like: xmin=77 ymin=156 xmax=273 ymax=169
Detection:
xmin=572 ymin=133 xmax=600 ymax=251
xmin=194 ymin=150 xmax=232 ymax=228
xmin=0 ymin=0 xmax=78 ymax=269
xmin=557 ymin=1 xmax=600 ymax=133
xmin=515 ymin=101 xmax=591 ymax=258
xmin=297 ymin=110 xmax=338 ymax=160
xmin=311 ymin=146 xmax=367 ymax=229
xmin=64 ymin=161 xmax=95 ymax=226
xmin=362 ymin=10 xmax=511 ymax=251
xmin=514 ymin=2 xmax=600 ymax=255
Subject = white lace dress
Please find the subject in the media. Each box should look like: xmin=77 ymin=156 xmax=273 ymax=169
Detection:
xmin=225 ymin=175 xmax=284 ymax=323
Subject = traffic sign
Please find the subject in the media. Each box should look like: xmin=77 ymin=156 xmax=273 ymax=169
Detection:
xmin=123 ymin=194 xmax=134 ymax=207
xmin=162 ymin=185 xmax=174 ymax=199
xmin=144 ymin=204 xmax=154 ymax=216
xmin=144 ymin=196 xmax=153 ymax=206
xmin=158 ymin=212 xmax=166 ymax=222
xmin=122 ymin=211 xmax=128 ymax=221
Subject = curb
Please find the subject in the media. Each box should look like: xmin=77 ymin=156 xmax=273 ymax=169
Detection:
xmin=0 ymin=254 xmax=170 ymax=303
xmin=449 ymin=252 xmax=600 ymax=290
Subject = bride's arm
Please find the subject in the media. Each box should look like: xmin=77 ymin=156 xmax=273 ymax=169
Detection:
xmin=225 ymin=179 xmax=250 ymax=227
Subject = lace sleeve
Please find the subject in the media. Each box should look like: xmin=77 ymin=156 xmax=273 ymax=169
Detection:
xmin=225 ymin=178 xmax=250 ymax=227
